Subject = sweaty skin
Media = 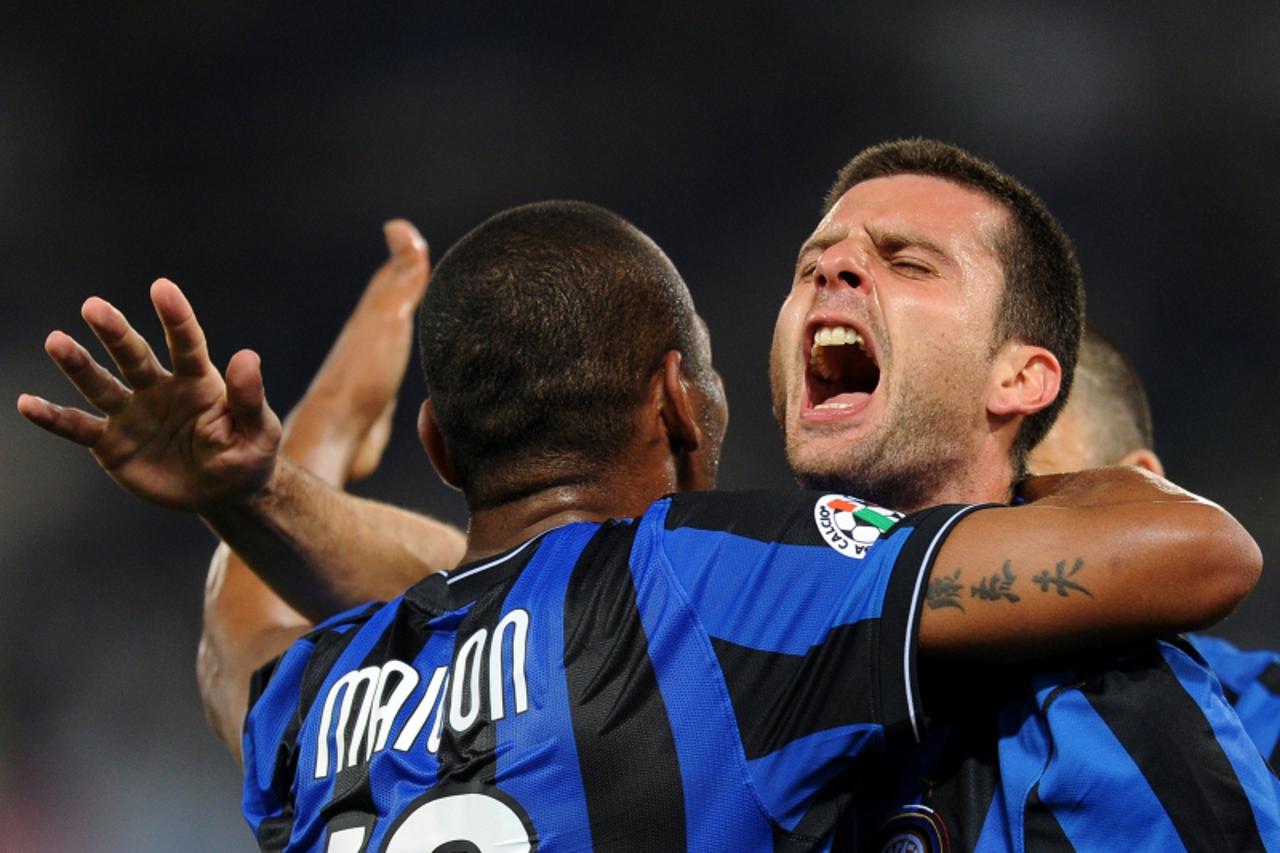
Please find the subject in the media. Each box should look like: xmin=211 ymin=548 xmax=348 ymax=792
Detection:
xmin=770 ymin=175 xmax=1061 ymax=512
xmin=19 ymin=211 xmax=1260 ymax=763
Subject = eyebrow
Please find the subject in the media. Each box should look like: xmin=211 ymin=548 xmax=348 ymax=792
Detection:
xmin=795 ymin=228 xmax=849 ymax=264
xmin=795 ymin=223 xmax=955 ymax=270
xmin=863 ymin=224 xmax=950 ymax=262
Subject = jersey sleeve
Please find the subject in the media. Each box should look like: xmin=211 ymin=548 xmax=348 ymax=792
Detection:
xmin=648 ymin=489 xmax=984 ymax=832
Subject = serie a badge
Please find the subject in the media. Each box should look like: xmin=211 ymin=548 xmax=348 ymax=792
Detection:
xmin=813 ymin=494 xmax=903 ymax=559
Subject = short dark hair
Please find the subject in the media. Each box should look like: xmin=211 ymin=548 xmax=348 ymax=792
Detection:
xmin=825 ymin=138 xmax=1085 ymax=470
xmin=418 ymin=200 xmax=710 ymax=507
xmin=1072 ymin=327 xmax=1155 ymax=465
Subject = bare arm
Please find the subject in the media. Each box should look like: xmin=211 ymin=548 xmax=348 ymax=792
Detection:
xmin=17 ymin=237 xmax=464 ymax=616
xmin=195 ymin=222 xmax=466 ymax=759
xmin=202 ymin=458 xmax=464 ymax=618
xmin=918 ymin=466 xmax=1261 ymax=661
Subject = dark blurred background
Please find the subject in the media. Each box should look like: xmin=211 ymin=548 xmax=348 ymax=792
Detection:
xmin=2 ymin=2 xmax=1277 ymax=849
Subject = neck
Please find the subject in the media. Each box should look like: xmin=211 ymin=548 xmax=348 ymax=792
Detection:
xmin=459 ymin=462 xmax=676 ymax=566
xmin=905 ymin=435 xmax=1018 ymax=512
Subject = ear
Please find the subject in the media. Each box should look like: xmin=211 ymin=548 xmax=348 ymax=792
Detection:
xmin=418 ymin=399 xmax=462 ymax=492
xmin=985 ymin=342 xmax=1062 ymax=418
xmin=1118 ymin=447 xmax=1165 ymax=477
xmin=657 ymin=350 xmax=703 ymax=453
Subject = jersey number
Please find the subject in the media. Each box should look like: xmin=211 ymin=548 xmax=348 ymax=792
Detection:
xmin=326 ymin=787 xmax=537 ymax=853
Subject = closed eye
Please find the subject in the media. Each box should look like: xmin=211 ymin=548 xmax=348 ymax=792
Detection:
xmin=888 ymin=258 xmax=936 ymax=277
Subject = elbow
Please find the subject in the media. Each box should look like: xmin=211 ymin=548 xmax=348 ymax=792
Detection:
xmin=1181 ymin=506 xmax=1263 ymax=630
xmin=197 ymin=631 xmax=245 ymax=766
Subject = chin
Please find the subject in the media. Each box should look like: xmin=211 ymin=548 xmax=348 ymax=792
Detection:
xmin=789 ymin=450 xmax=953 ymax=515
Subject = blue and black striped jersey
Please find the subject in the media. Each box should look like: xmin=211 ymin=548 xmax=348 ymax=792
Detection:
xmin=1188 ymin=634 xmax=1280 ymax=770
xmin=852 ymin=638 xmax=1280 ymax=852
xmin=242 ymin=491 xmax=981 ymax=852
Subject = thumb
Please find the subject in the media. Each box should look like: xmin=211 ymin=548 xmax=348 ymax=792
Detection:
xmin=226 ymin=349 xmax=274 ymax=435
xmin=383 ymin=219 xmax=428 ymax=277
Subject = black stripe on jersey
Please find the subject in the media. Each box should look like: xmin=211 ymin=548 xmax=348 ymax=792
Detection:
xmin=1023 ymin=783 xmax=1075 ymax=851
xmin=563 ymin=520 xmax=686 ymax=851
xmin=432 ymin=568 xmax=527 ymax=788
xmin=906 ymin=665 xmax=1008 ymax=853
xmin=664 ymin=490 xmax=841 ymax=547
xmin=1080 ymin=646 xmax=1266 ymax=853
xmin=1260 ymin=662 xmax=1280 ymax=695
xmin=253 ymin=619 xmax=368 ymax=852
xmin=713 ymin=623 xmax=879 ymax=760
xmin=322 ymin=613 xmax=437 ymax=835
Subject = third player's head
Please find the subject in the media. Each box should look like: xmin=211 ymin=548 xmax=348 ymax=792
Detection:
xmin=1027 ymin=327 xmax=1164 ymax=476
xmin=770 ymin=138 xmax=1085 ymax=510
xmin=417 ymin=200 xmax=727 ymax=511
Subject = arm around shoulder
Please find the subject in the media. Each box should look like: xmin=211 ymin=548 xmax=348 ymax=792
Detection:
xmin=918 ymin=466 xmax=1262 ymax=662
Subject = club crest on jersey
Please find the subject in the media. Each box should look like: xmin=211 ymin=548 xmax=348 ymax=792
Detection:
xmin=813 ymin=494 xmax=902 ymax=559
xmin=876 ymin=804 xmax=950 ymax=853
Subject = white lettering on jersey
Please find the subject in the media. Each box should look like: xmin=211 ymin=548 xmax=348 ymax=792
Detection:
xmin=490 ymin=609 xmax=529 ymax=719
xmin=393 ymin=666 xmax=448 ymax=752
xmin=450 ymin=629 xmax=487 ymax=731
xmin=312 ymin=609 xmax=532 ymax=779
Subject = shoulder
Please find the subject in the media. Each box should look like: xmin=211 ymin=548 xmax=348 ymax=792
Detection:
xmin=659 ymin=488 xmax=911 ymax=549
xmin=248 ymin=599 xmax=394 ymax=717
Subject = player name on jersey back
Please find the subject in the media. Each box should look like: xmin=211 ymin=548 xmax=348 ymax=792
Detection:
xmin=313 ymin=609 xmax=531 ymax=779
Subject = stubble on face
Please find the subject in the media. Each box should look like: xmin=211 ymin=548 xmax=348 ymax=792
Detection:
xmin=769 ymin=175 xmax=1010 ymax=511
xmin=776 ymin=334 xmax=983 ymax=511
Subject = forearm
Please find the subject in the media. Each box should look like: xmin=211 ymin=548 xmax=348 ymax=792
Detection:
xmin=919 ymin=467 xmax=1261 ymax=662
xmin=201 ymin=458 xmax=466 ymax=622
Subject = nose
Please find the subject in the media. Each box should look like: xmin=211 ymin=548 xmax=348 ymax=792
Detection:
xmin=814 ymin=241 xmax=866 ymax=291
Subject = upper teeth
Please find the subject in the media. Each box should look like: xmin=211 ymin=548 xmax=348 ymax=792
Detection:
xmin=811 ymin=325 xmax=863 ymax=354
xmin=809 ymin=325 xmax=867 ymax=381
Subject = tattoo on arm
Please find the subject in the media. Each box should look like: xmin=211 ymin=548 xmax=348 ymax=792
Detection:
xmin=1032 ymin=558 xmax=1092 ymax=598
xmin=926 ymin=557 xmax=1091 ymax=614
xmin=971 ymin=560 xmax=1020 ymax=603
xmin=926 ymin=569 xmax=965 ymax=611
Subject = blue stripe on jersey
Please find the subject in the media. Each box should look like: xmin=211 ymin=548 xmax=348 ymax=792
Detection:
xmin=746 ymin=724 xmax=882 ymax=830
xmin=1035 ymin=683 xmax=1186 ymax=849
xmin=1160 ymin=643 xmax=1280 ymax=839
xmin=970 ymin=687 xmax=1047 ymax=853
xmin=633 ymin=505 xmax=776 ymax=848
xmin=661 ymin=523 xmax=913 ymax=655
xmin=287 ymin=598 xmax=413 ymax=847
xmin=243 ymin=635 xmax=323 ymax=835
xmin=492 ymin=523 xmax=597 ymax=851
xmin=1191 ymin=634 xmax=1273 ymax=691
xmin=1189 ymin=634 xmax=1280 ymax=762
xmin=1239 ymin=690 xmax=1280 ymax=766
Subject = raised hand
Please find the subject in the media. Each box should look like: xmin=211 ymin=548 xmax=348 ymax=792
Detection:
xmin=17 ymin=278 xmax=281 ymax=511
xmin=281 ymin=218 xmax=430 ymax=483
xmin=197 ymin=220 xmax=458 ymax=762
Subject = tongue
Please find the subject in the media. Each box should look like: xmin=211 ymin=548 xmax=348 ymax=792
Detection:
xmin=814 ymin=391 xmax=872 ymax=410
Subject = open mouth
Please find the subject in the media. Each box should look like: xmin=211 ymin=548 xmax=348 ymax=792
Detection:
xmin=806 ymin=324 xmax=881 ymax=411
